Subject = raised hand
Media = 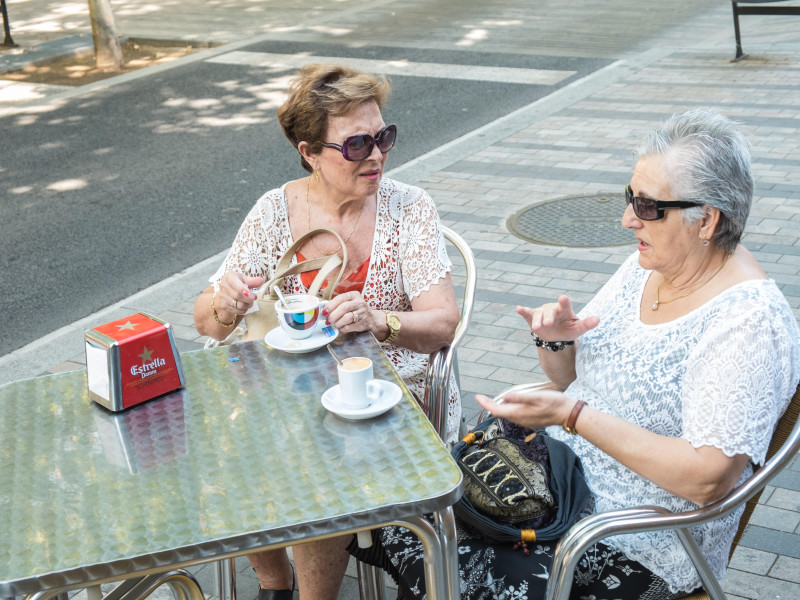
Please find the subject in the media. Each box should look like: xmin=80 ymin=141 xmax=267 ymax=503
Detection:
xmin=517 ymin=295 xmax=599 ymax=342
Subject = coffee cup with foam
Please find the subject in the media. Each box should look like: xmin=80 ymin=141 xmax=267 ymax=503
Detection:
xmin=336 ymin=356 xmax=383 ymax=410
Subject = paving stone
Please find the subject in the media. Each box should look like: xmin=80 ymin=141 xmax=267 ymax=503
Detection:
xmin=773 ymin=468 xmax=800 ymax=492
xmin=729 ymin=546 xmax=777 ymax=575
xmin=457 ymin=360 xmax=499 ymax=379
xmin=459 ymin=374 xmax=509 ymax=400
xmin=500 ymin=271 xmax=554 ymax=287
xmin=160 ymin=310 xmax=198 ymax=328
xmin=766 ymin=488 xmax=800 ymax=513
xmin=770 ymin=555 xmax=800 ymax=585
xmin=488 ymin=366 xmax=546 ymax=385
xmin=464 ymin=335 xmax=528 ymax=356
xmin=749 ymin=505 xmax=800 ymax=534
xmin=476 ymin=351 xmax=543 ymax=373
xmin=740 ymin=526 xmax=800 ymax=560
xmin=456 ymin=347 xmax=487 ymax=364
xmin=545 ymin=277 xmax=604 ymax=294
xmin=721 ymin=567 xmax=800 ymax=600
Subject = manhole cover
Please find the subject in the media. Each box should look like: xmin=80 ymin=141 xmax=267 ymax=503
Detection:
xmin=507 ymin=193 xmax=636 ymax=248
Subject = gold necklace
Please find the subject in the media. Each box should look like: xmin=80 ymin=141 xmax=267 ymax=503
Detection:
xmin=305 ymin=176 xmax=365 ymax=255
xmin=651 ymin=257 xmax=728 ymax=311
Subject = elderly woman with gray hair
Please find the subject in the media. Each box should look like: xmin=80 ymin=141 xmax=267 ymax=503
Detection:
xmin=351 ymin=108 xmax=800 ymax=599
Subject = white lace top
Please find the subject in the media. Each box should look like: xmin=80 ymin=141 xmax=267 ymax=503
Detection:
xmin=210 ymin=177 xmax=462 ymax=443
xmin=547 ymin=252 xmax=800 ymax=593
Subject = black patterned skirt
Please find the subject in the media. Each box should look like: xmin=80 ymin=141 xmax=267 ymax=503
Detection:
xmin=348 ymin=517 xmax=695 ymax=600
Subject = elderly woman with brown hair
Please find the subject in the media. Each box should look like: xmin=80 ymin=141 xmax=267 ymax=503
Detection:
xmin=193 ymin=64 xmax=461 ymax=599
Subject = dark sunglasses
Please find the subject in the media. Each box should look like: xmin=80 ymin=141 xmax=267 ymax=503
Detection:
xmin=321 ymin=124 xmax=397 ymax=161
xmin=625 ymin=184 xmax=703 ymax=221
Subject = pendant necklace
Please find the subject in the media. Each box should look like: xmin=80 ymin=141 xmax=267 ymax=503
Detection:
xmin=651 ymin=257 xmax=728 ymax=311
xmin=306 ymin=175 xmax=365 ymax=255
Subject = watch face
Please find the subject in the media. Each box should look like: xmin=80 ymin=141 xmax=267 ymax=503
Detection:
xmin=388 ymin=313 xmax=401 ymax=329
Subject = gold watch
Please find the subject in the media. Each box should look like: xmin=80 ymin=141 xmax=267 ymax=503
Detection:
xmin=379 ymin=310 xmax=401 ymax=344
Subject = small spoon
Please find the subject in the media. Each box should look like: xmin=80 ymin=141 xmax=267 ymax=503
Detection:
xmin=273 ymin=285 xmax=291 ymax=308
xmin=327 ymin=344 xmax=343 ymax=366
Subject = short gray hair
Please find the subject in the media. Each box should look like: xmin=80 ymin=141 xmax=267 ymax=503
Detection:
xmin=635 ymin=108 xmax=753 ymax=254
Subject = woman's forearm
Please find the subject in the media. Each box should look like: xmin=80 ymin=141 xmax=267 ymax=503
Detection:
xmin=371 ymin=306 xmax=457 ymax=354
xmin=194 ymin=287 xmax=243 ymax=340
xmin=576 ymin=406 xmax=749 ymax=506
xmin=370 ymin=274 xmax=459 ymax=354
xmin=537 ymin=346 xmax=578 ymax=390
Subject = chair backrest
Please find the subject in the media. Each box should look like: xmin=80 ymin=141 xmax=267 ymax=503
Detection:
xmin=423 ymin=225 xmax=477 ymax=441
xmin=728 ymin=379 xmax=800 ymax=558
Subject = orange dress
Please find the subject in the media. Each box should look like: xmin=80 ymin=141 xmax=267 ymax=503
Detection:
xmin=297 ymin=251 xmax=370 ymax=295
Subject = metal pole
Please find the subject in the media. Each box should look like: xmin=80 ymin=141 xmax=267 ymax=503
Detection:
xmin=1 ymin=0 xmax=17 ymax=47
xmin=731 ymin=1 xmax=746 ymax=60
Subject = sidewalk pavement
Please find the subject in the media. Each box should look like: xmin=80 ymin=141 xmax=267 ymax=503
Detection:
xmin=2 ymin=1 xmax=800 ymax=598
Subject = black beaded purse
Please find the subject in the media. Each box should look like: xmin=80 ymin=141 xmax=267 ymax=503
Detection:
xmin=452 ymin=417 xmax=591 ymax=545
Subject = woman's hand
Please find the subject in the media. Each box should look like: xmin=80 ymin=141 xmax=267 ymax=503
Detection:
xmin=517 ymin=295 xmax=599 ymax=342
xmin=322 ymin=291 xmax=382 ymax=335
xmin=321 ymin=275 xmax=458 ymax=354
xmin=217 ymin=272 xmax=265 ymax=318
xmin=475 ymin=389 xmax=575 ymax=431
xmin=194 ymin=273 xmax=264 ymax=339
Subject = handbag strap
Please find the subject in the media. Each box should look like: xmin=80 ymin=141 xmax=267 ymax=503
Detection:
xmin=254 ymin=228 xmax=348 ymax=298
xmin=307 ymin=253 xmax=345 ymax=299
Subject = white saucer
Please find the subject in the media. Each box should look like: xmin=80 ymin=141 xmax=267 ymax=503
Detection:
xmin=321 ymin=380 xmax=403 ymax=420
xmin=264 ymin=322 xmax=338 ymax=354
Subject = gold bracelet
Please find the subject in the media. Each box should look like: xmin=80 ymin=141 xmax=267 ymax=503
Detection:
xmin=211 ymin=294 xmax=235 ymax=328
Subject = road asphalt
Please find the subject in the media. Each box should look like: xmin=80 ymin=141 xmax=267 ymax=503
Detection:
xmin=1 ymin=1 xmax=799 ymax=599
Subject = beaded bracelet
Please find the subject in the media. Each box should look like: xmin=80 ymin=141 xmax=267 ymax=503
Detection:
xmin=530 ymin=331 xmax=574 ymax=352
xmin=211 ymin=294 xmax=236 ymax=328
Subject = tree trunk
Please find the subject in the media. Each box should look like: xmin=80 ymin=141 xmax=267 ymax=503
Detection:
xmin=87 ymin=0 xmax=123 ymax=71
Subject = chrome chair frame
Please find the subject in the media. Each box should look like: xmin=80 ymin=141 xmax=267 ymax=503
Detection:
xmin=358 ymin=224 xmax=476 ymax=600
xmin=422 ymin=225 xmax=478 ymax=443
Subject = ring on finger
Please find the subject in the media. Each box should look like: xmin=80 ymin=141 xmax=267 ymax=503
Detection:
xmin=352 ymin=310 xmax=359 ymax=324
xmin=233 ymin=299 xmax=239 ymax=310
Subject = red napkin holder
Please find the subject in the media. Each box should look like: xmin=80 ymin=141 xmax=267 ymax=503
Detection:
xmin=85 ymin=312 xmax=186 ymax=412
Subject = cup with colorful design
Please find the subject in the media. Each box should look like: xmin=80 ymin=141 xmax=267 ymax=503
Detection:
xmin=274 ymin=294 xmax=328 ymax=339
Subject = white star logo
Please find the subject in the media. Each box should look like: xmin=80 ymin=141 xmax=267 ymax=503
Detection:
xmin=117 ymin=321 xmax=137 ymax=332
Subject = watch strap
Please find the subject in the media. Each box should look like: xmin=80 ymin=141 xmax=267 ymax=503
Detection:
xmin=378 ymin=310 xmax=400 ymax=344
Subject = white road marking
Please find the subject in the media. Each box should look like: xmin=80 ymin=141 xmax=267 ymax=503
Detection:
xmin=205 ymin=52 xmax=575 ymax=86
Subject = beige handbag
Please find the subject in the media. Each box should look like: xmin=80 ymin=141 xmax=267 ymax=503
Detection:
xmin=241 ymin=228 xmax=348 ymax=342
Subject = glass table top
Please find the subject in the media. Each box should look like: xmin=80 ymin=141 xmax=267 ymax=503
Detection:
xmin=0 ymin=334 xmax=462 ymax=596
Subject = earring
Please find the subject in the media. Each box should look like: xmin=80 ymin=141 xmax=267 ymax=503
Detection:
xmin=314 ymin=170 xmax=320 ymax=182
xmin=703 ymin=239 xmax=710 ymax=246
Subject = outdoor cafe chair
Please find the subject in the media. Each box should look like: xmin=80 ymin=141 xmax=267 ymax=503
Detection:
xmin=476 ymin=379 xmax=800 ymax=600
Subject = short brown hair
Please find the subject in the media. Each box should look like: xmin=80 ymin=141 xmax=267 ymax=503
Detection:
xmin=277 ymin=64 xmax=393 ymax=172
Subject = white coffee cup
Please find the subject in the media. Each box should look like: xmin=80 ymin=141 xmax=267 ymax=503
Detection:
xmin=337 ymin=356 xmax=383 ymax=410
xmin=274 ymin=295 xmax=328 ymax=340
